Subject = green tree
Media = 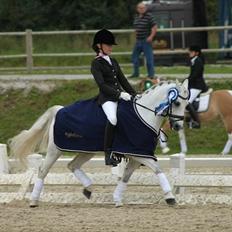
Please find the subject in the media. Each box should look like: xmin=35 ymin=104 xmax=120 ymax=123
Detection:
xmin=0 ymin=0 xmax=140 ymax=31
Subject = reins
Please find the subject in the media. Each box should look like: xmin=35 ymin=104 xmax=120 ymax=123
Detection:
xmin=133 ymin=100 xmax=157 ymax=114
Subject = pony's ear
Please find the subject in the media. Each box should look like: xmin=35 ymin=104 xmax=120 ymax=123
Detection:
xmin=181 ymin=78 xmax=189 ymax=90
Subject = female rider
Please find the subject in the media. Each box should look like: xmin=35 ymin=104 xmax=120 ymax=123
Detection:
xmin=91 ymin=29 xmax=137 ymax=166
xmin=187 ymin=45 xmax=208 ymax=128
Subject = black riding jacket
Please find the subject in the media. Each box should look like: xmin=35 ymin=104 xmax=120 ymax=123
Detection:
xmin=91 ymin=57 xmax=137 ymax=105
xmin=188 ymin=56 xmax=208 ymax=92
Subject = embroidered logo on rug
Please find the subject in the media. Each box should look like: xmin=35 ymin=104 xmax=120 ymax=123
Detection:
xmin=65 ymin=132 xmax=83 ymax=138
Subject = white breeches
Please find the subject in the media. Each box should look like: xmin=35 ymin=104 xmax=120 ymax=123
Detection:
xmin=188 ymin=88 xmax=201 ymax=104
xmin=102 ymin=101 xmax=118 ymax=125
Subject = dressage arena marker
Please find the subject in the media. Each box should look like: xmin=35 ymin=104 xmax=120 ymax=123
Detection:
xmin=1 ymin=151 xmax=232 ymax=205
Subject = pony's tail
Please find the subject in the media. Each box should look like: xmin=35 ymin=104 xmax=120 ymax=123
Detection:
xmin=8 ymin=105 xmax=63 ymax=165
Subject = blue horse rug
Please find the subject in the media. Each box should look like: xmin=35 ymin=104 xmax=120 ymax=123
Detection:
xmin=54 ymin=99 xmax=158 ymax=160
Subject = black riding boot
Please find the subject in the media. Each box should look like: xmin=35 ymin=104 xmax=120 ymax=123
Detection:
xmin=186 ymin=103 xmax=200 ymax=129
xmin=104 ymin=121 xmax=118 ymax=166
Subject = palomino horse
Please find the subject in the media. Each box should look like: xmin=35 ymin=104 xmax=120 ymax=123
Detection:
xmin=161 ymin=89 xmax=232 ymax=155
xmin=9 ymin=80 xmax=189 ymax=207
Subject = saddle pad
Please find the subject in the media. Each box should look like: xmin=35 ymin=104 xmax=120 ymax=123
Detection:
xmin=197 ymin=94 xmax=210 ymax=112
xmin=54 ymin=99 xmax=158 ymax=159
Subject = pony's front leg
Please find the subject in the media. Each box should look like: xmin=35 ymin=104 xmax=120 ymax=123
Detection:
xmin=30 ymin=143 xmax=62 ymax=207
xmin=132 ymin=156 xmax=176 ymax=205
xmin=113 ymin=158 xmax=140 ymax=207
xmin=67 ymin=153 xmax=94 ymax=199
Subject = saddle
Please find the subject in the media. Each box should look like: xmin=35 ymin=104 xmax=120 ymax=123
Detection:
xmin=191 ymin=88 xmax=213 ymax=113
xmin=185 ymin=88 xmax=213 ymax=129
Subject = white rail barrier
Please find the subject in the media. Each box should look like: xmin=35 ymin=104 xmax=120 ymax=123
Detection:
xmin=7 ymin=155 xmax=232 ymax=170
xmin=1 ymin=26 xmax=232 ymax=71
xmin=1 ymin=152 xmax=232 ymax=204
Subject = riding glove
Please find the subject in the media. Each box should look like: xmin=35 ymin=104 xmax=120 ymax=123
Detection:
xmin=120 ymin=92 xmax=132 ymax=101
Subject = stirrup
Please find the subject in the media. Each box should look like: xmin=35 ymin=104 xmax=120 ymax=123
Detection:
xmin=105 ymin=151 xmax=118 ymax=166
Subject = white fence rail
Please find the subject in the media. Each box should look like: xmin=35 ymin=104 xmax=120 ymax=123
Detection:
xmin=1 ymin=147 xmax=232 ymax=205
xmin=1 ymin=26 xmax=232 ymax=72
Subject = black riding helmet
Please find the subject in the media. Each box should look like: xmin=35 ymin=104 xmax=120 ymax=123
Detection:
xmin=92 ymin=29 xmax=117 ymax=53
xmin=92 ymin=29 xmax=117 ymax=46
xmin=189 ymin=45 xmax=205 ymax=63
xmin=189 ymin=45 xmax=201 ymax=54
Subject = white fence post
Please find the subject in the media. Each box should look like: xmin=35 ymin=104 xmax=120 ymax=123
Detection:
xmin=170 ymin=153 xmax=185 ymax=194
xmin=0 ymin=144 xmax=9 ymax=174
xmin=25 ymin=29 xmax=33 ymax=72
xmin=178 ymin=129 xmax=187 ymax=154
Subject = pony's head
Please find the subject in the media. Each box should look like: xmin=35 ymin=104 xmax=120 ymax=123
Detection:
xmin=154 ymin=79 xmax=189 ymax=131
xmin=134 ymin=79 xmax=189 ymax=133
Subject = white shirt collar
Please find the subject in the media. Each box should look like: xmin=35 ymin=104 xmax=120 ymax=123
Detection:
xmin=102 ymin=55 xmax=112 ymax=65
xmin=191 ymin=56 xmax=198 ymax=65
xmin=97 ymin=52 xmax=112 ymax=65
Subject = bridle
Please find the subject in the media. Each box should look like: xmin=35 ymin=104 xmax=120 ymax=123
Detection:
xmin=133 ymin=85 xmax=189 ymax=143
xmin=162 ymin=93 xmax=189 ymax=120
xmin=133 ymin=90 xmax=189 ymax=121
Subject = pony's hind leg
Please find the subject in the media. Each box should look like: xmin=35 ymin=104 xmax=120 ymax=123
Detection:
xmin=131 ymin=156 xmax=176 ymax=205
xmin=222 ymin=133 xmax=232 ymax=155
xmin=67 ymin=153 xmax=94 ymax=199
xmin=113 ymin=158 xmax=141 ymax=207
xmin=30 ymin=143 xmax=62 ymax=207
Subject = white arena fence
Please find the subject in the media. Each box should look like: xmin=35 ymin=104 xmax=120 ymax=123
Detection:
xmin=1 ymin=26 xmax=232 ymax=72
xmin=1 ymin=143 xmax=232 ymax=205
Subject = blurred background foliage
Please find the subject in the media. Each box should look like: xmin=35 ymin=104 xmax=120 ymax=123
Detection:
xmin=0 ymin=0 xmax=217 ymax=32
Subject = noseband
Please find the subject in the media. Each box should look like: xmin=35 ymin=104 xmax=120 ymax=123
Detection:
xmin=168 ymin=92 xmax=189 ymax=121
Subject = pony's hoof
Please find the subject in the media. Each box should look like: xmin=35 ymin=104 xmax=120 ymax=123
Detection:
xmin=83 ymin=188 xmax=92 ymax=199
xmin=165 ymin=198 xmax=176 ymax=206
xmin=115 ymin=201 xmax=123 ymax=208
xmin=30 ymin=200 xmax=39 ymax=208
xmin=162 ymin=147 xmax=170 ymax=154
xmin=164 ymin=192 xmax=176 ymax=205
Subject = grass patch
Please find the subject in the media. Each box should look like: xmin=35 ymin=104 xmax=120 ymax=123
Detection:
xmin=157 ymin=119 xmax=227 ymax=155
xmin=1 ymin=64 xmax=232 ymax=76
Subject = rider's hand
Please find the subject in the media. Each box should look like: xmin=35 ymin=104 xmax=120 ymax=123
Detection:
xmin=120 ymin=92 xmax=132 ymax=101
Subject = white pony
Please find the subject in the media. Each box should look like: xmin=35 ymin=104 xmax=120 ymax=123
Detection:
xmin=9 ymin=79 xmax=189 ymax=207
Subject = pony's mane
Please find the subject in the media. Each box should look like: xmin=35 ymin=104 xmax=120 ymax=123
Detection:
xmin=142 ymin=80 xmax=175 ymax=95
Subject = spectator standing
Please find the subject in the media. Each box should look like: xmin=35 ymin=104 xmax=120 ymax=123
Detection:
xmin=129 ymin=2 xmax=157 ymax=79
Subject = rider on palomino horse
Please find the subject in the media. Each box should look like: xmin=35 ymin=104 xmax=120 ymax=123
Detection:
xmin=91 ymin=29 xmax=137 ymax=166
xmin=187 ymin=45 xmax=208 ymax=129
